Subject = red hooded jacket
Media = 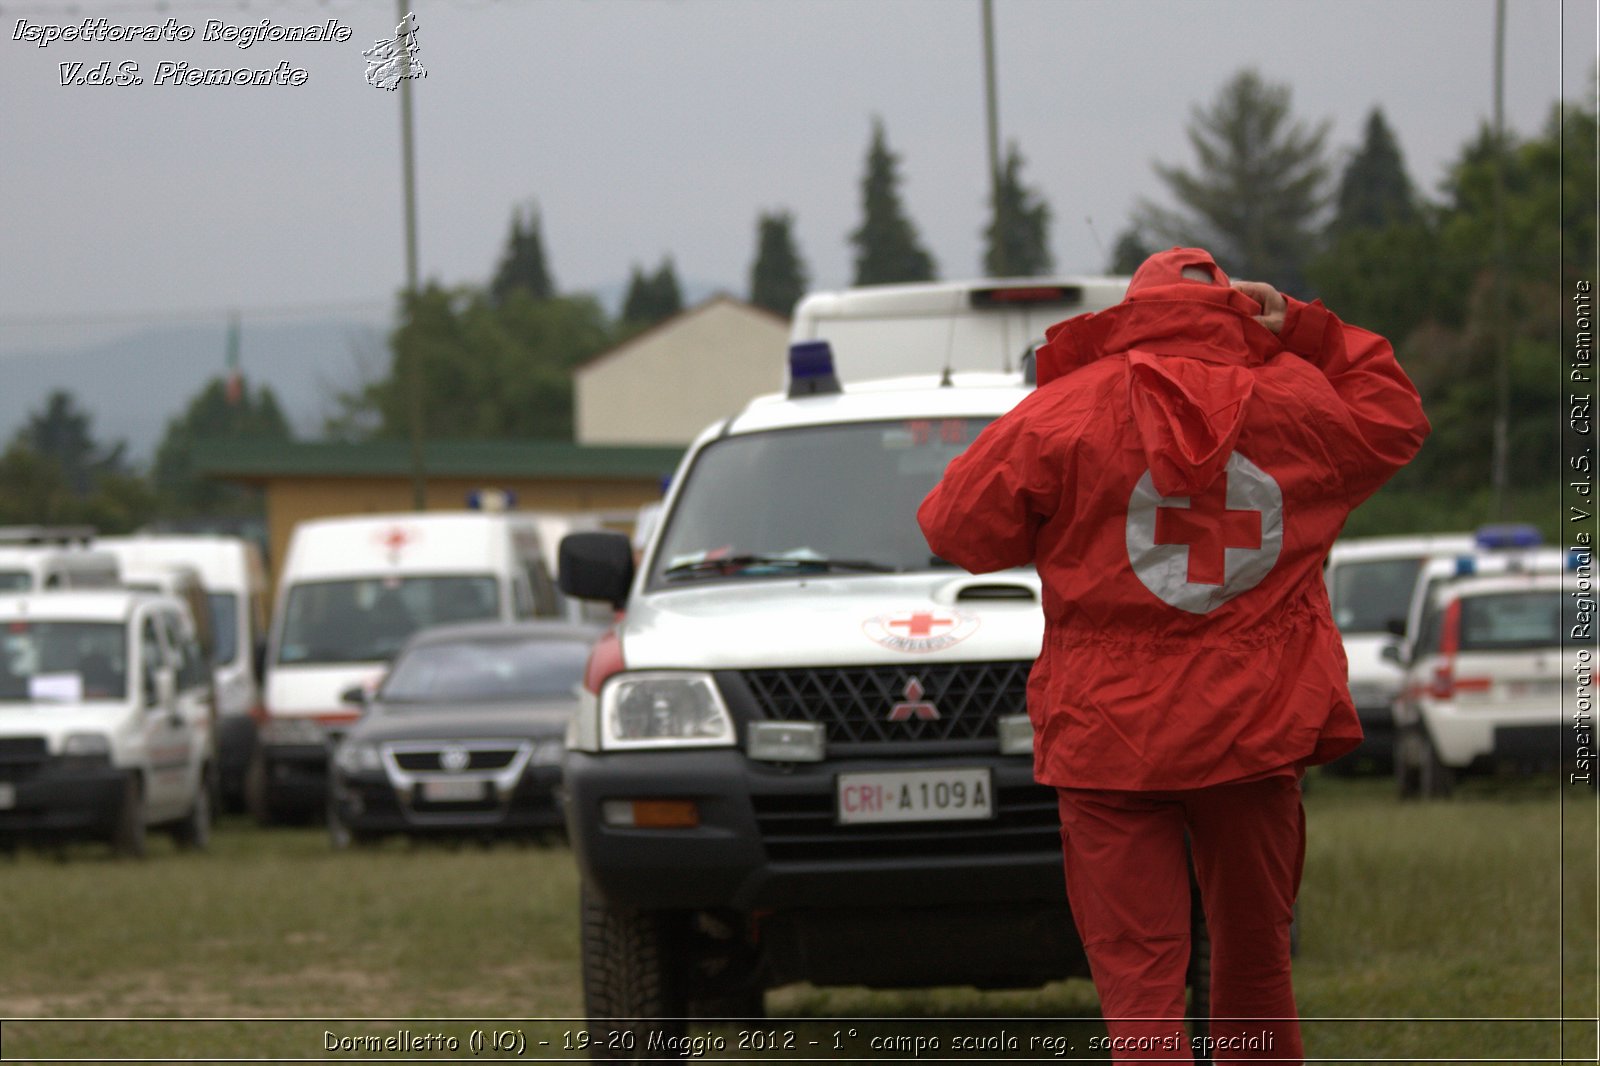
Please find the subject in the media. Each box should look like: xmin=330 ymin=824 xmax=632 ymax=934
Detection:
xmin=917 ymin=248 xmax=1430 ymax=790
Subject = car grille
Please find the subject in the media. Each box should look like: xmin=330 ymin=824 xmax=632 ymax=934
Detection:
xmin=741 ymin=661 xmax=1032 ymax=748
xmin=751 ymin=782 xmax=1061 ymax=862
xmin=391 ymin=747 xmax=519 ymax=772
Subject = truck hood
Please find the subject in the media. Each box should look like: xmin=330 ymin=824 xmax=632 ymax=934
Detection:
xmin=620 ymin=571 xmax=1044 ymax=670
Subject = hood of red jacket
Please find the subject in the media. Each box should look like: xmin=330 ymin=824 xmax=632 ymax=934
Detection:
xmin=1035 ymin=247 xmax=1282 ymax=497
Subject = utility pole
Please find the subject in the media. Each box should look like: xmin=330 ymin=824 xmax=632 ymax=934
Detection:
xmin=1489 ymin=0 xmax=1510 ymax=518
xmin=981 ymin=0 xmax=1001 ymax=192
xmin=398 ymin=1 xmax=426 ymax=510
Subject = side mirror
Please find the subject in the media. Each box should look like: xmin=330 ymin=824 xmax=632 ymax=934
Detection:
xmin=1380 ymin=642 xmax=1406 ymax=667
xmin=1384 ymin=617 xmax=1407 ymax=638
xmin=559 ymin=531 xmax=636 ymax=609
xmin=340 ymin=684 xmax=370 ymax=708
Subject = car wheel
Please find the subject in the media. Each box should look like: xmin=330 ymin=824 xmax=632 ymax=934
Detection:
xmin=171 ymin=774 xmax=212 ymax=851
xmin=327 ymin=804 xmax=379 ymax=851
xmin=111 ymin=775 xmax=147 ymax=860
xmin=1419 ymin=730 xmax=1455 ymax=799
xmin=1394 ymin=726 xmax=1423 ymax=800
xmin=580 ymin=884 xmax=687 ymax=1058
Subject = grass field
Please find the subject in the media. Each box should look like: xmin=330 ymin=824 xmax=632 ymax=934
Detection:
xmin=0 ymin=773 xmax=1594 ymax=1063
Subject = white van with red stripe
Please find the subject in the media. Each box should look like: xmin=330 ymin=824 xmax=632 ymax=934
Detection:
xmin=251 ymin=512 xmax=558 ymax=823
xmin=1390 ymin=567 xmax=1588 ymax=797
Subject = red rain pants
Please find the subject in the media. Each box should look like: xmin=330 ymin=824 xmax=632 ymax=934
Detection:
xmin=1056 ymin=773 xmax=1305 ymax=1064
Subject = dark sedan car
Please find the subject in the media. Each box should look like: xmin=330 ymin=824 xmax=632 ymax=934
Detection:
xmin=327 ymin=620 xmax=601 ymax=847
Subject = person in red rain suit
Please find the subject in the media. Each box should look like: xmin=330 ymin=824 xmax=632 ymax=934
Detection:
xmin=917 ymin=248 xmax=1429 ymax=1064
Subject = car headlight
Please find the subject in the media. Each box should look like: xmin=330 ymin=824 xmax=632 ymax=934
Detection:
xmin=599 ymin=672 xmax=735 ymax=750
xmin=333 ymin=741 xmax=382 ymax=775
xmin=60 ymin=732 xmax=113 ymax=763
xmin=530 ymin=738 xmax=565 ymax=766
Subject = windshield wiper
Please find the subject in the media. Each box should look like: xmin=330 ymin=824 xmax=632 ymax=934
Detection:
xmin=662 ymin=554 xmax=896 ymax=581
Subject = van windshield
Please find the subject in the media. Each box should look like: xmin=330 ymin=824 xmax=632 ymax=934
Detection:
xmin=1329 ymin=558 xmax=1425 ymax=634
xmin=649 ymin=418 xmax=992 ymax=588
xmin=276 ymin=576 xmax=500 ymax=665
xmin=0 ymin=621 xmax=128 ymax=702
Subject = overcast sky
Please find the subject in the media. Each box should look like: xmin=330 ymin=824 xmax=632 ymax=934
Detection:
xmin=1 ymin=0 xmax=1594 ymax=354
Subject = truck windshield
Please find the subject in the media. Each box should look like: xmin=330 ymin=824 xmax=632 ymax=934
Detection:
xmin=0 ymin=621 xmax=128 ymax=702
xmin=649 ymin=418 xmax=991 ymax=587
xmin=276 ymin=576 xmax=500 ymax=665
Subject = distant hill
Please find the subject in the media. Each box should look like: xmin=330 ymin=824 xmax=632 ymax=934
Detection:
xmin=0 ymin=318 xmax=388 ymax=467
xmin=0 ymin=279 xmax=730 ymax=468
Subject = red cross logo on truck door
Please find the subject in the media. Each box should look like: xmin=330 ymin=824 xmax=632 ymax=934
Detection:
xmin=1125 ymin=452 xmax=1283 ymax=615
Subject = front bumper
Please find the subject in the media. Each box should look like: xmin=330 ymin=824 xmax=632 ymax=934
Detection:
xmin=331 ymin=764 xmax=564 ymax=836
xmin=563 ymin=748 xmax=1065 ymax=913
xmin=256 ymin=741 xmax=330 ymax=812
xmin=0 ymin=760 xmax=129 ymax=838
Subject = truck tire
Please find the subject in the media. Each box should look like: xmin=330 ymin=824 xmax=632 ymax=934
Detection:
xmin=580 ymin=885 xmax=686 ymax=1060
xmin=111 ymin=776 xmax=147 ymax=860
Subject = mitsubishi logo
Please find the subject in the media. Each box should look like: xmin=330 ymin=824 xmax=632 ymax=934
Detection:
xmin=438 ymin=746 xmax=470 ymax=773
xmin=888 ymin=677 xmax=941 ymax=721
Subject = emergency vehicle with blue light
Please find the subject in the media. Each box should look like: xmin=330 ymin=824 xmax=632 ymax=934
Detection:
xmin=556 ymin=307 xmax=1212 ymax=1041
xmin=1388 ymin=566 xmax=1586 ymax=796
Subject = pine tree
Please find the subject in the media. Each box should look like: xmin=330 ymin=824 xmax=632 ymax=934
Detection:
xmin=748 ymin=211 xmax=809 ymax=317
xmin=1329 ymin=108 xmax=1417 ymax=234
xmin=850 ymin=119 xmax=936 ymax=285
xmin=621 ymin=257 xmax=683 ymax=326
xmin=982 ymin=144 xmax=1053 ymax=277
xmin=17 ymin=391 xmax=126 ymax=498
xmin=1134 ymin=69 xmax=1331 ymax=291
xmin=489 ymin=204 xmax=555 ymax=306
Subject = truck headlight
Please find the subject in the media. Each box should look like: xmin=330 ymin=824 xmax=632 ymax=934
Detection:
xmin=599 ymin=672 xmax=734 ymax=750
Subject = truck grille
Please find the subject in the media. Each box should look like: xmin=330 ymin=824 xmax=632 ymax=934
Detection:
xmin=751 ymin=783 xmax=1061 ymax=862
xmin=741 ymin=661 xmax=1032 ymax=747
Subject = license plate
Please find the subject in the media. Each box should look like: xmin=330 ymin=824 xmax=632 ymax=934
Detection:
xmin=1507 ymin=679 xmax=1560 ymax=700
xmin=419 ymin=779 xmax=487 ymax=803
xmin=837 ymin=767 xmax=994 ymax=825
xmin=0 ymin=783 xmax=13 ymax=810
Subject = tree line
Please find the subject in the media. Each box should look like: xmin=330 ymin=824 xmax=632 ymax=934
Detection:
xmin=2 ymin=68 xmax=1589 ymax=541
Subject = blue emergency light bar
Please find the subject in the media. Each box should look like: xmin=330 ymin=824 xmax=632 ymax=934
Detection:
xmin=788 ymin=340 xmax=842 ymax=398
xmin=1474 ymin=523 xmax=1542 ymax=550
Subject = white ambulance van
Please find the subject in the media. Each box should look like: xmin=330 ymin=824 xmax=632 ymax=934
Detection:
xmin=94 ymin=534 xmax=270 ymax=810
xmin=251 ymin=511 xmax=559 ymax=823
xmin=789 ymin=276 xmax=1129 ymax=382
